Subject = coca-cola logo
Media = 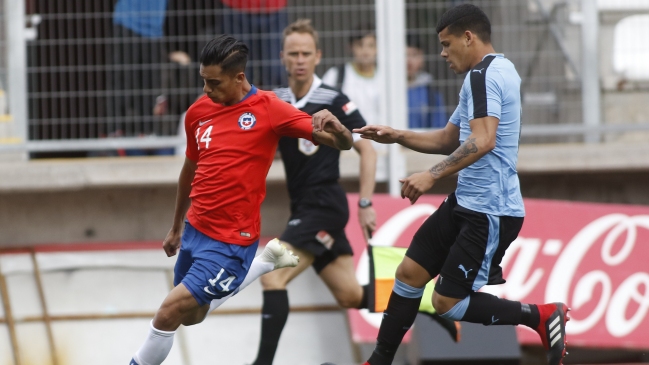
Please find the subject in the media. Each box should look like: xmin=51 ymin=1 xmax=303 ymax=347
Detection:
xmin=354 ymin=203 xmax=649 ymax=341
xmin=501 ymin=214 xmax=649 ymax=338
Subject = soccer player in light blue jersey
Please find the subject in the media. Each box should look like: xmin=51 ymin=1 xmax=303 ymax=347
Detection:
xmin=353 ymin=4 xmax=569 ymax=365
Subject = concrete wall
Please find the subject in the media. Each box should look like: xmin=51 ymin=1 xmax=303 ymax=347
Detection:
xmin=0 ymin=187 xmax=176 ymax=246
xmin=0 ymin=184 xmax=292 ymax=247
xmin=521 ymin=171 xmax=649 ymax=205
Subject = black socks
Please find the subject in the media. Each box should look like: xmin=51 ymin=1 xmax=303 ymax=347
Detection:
xmin=521 ymin=302 xmax=540 ymax=328
xmin=254 ymin=284 xmax=369 ymax=364
xmin=367 ymin=291 xmax=422 ymax=365
xmin=252 ymin=290 xmax=290 ymax=365
xmin=461 ymin=292 xmax=539 ymax=328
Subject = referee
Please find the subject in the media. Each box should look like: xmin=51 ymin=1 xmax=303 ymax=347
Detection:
xmin=249 ymin=19 xmax=377 ymax=365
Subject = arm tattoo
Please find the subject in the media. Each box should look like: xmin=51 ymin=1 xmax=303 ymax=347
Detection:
xmin=428 ymin=137 xmax=478 ymax=178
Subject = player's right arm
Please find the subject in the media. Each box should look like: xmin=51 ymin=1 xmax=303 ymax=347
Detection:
xmin=353 ymin=122 xmax=460 ymax=155
xmin=163 ymin=104 xmax=201 ymax=257
xmin=312 ymin=110 xmax=353 ymax=150
xmin=163 ymin=157 xmax=197 ymax=257
xmin=269 ymin=95 xmax=352 ymax=150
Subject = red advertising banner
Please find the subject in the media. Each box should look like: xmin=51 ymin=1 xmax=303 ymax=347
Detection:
xmin=345 ymin=193 xmax=649 ymax=349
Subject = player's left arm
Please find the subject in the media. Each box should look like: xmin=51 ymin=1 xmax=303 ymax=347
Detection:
xmin=428 ymin=116 xmax=498 ymax=179
xmin=269 ymin=95 xmax=352 ymax=150
xmin=400 ymin=116 xmax=499 ymax=204
xmin=353 ymin=138 xmax=377 ymax=240
xmin=312 ymin=109 xmax=353 ymax=150
xmin=400 ymin=67 xmax=506 ymax=204
xmin=335 ymin=94 xmax=378 ymax=241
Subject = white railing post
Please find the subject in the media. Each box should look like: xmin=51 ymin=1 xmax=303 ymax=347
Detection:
xmin=581 ymin=0 xmax=601 ymax=143
xmin=4 ymin=0 xmax=29 ymax=159
xmin=376 ymin=0 xmax=407 ymax=197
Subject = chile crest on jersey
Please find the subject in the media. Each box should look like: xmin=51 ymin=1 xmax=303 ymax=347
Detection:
xmin=238 ymin=112 xmax=256 ymax=130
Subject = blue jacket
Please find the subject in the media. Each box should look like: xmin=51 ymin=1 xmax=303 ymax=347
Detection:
xmin=113 ymin=0 xmax=168 ymax=38
xmin=408 ymin=72 xmax=447 ymax=129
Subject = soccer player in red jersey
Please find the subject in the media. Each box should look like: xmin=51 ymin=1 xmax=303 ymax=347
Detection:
xmin=129 ymin=35 xmax=352 ymax=365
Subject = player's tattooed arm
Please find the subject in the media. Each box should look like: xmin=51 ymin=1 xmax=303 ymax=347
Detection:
xmin=399 ymin=116 xmax=497 ymax=204
xmin=400 ymin=137 xmax=482 ymax=204
xmin=428 ymin=137 xmax=479 ymax=179
xmin=426 ymin=116 xmax=498 ymax=181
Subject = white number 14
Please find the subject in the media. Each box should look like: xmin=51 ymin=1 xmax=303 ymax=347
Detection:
xmin=208 ymin=268 xmax=236 ymax=292
xmin=195 ymin=126 xmax=213 ymax=149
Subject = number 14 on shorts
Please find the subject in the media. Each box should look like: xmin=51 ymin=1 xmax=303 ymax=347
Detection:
xmin=204 ymin=267 xmax=236 ymax=295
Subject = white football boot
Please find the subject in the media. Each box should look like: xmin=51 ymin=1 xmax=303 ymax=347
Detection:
xmin=259 ymin=238 xmax=299 ymax=269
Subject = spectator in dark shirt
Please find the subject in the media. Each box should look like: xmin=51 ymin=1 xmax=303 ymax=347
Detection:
xmin=406 ymin=35 xmax=447 ymax=129
xmin=109 ymin=0 xmax=168 ymax=137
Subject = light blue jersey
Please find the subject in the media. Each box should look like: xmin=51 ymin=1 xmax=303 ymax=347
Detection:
xmin=448 ymin=54 xmax=525 ymax=217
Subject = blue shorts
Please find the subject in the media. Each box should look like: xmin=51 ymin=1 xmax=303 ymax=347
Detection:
xmin=174 ymin=222 xmax=259 ymax=306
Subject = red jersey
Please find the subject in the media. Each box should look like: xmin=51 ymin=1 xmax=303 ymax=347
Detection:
xmin=221 ymin=0 xmax=286 ymax=13
xmin=184 ymin=87 xmax=314 ymax=245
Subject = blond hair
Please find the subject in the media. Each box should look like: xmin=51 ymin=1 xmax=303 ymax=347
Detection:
xmin=282 ymin=19 xmax=320 ymax=50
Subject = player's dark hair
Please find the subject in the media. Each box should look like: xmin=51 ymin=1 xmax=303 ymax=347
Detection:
xmin=200 ymin=35 xmax=249 ymax=75
xmin=349 ymin=23 xmax=375 ymax=45
xmin=435 ymin=4 xmax=491 ymax=44
xmin=283 ymin=19 xmax=320 ymax=50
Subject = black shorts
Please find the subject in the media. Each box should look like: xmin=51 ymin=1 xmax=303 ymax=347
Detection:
xmin=405 ymin=193 xmax=524 ymax=299
xmin=280 ymin=184 xmax=353 ymax=273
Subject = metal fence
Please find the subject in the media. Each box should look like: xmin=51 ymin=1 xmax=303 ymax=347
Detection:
xmin=0 ymin=0 xmax=9 ymax=146
xmin=405 ymin=0 xmax=584 ymax=143
xmin=0 ymin=0 xmax=648 ymax=156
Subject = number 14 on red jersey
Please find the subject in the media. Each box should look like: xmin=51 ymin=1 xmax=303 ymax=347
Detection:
xmin=195 ymin=126 xmax=213 ymax=149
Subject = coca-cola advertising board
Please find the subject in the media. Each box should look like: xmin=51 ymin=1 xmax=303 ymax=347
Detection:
xmin=346 ymin=193 xmax=649 ymax=349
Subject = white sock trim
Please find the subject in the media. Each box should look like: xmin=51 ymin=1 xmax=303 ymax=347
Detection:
xmin=149 ymin=320 xmax=175 ymax=336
